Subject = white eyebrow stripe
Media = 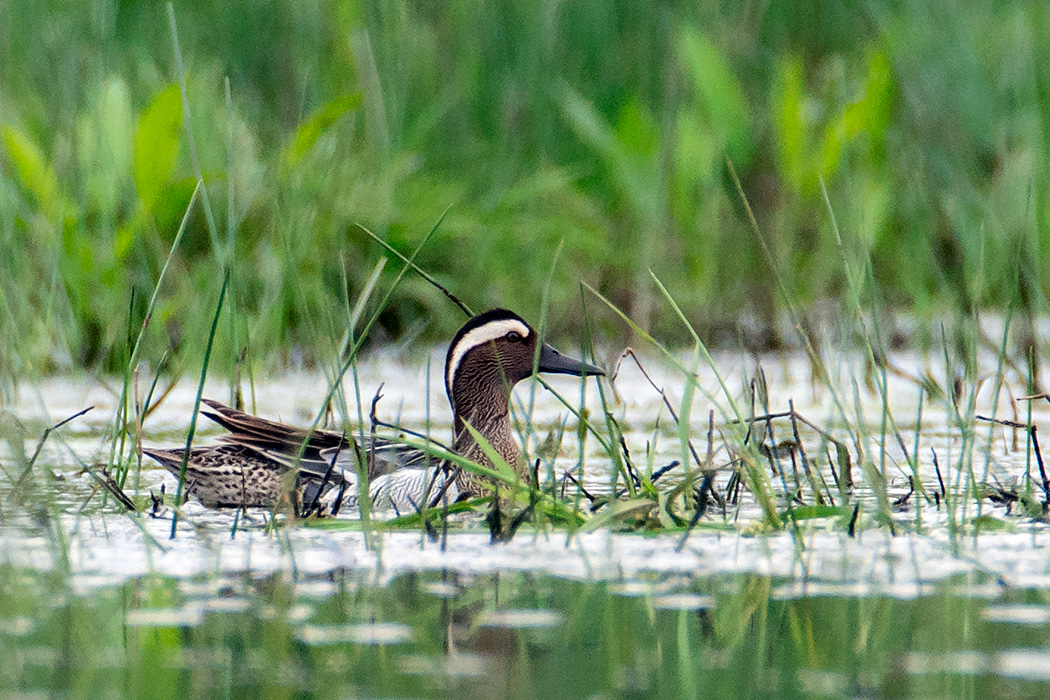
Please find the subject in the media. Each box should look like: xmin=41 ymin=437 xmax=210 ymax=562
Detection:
xmin=446 ymin=319 xmax=530 ymax=392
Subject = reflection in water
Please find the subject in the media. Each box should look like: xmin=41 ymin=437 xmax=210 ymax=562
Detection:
xmin=1 ymin=562 xmax=1049 ymax=697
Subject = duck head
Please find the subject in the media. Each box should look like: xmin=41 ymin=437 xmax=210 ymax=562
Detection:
xmin=444 ymin=308 xmax=603 ymax=414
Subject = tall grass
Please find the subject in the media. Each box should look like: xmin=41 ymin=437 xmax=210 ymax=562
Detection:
xmin=1 ymin=1 xmax=1048 ymax=377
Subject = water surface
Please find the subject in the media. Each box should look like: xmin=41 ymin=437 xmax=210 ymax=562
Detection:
xmin=2 ymin=348 xmax=1050 ymax=697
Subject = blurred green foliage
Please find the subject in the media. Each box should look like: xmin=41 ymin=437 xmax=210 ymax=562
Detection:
xmin=0 ymin=0 xmax=1047 ymax=373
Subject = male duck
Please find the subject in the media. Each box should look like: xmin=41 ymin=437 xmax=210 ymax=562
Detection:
xmin=144 ymin=309 xmax=604 ymax=513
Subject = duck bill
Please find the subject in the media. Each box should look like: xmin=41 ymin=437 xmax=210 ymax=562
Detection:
xmin=536 ymin=343 xmax=604 ymax=377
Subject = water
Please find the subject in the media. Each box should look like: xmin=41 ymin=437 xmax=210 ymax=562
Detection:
xmin=2 ymin=348 xmax=1050 ymax=697
xmin=3 ymin=567 xmax=1050 ymax=698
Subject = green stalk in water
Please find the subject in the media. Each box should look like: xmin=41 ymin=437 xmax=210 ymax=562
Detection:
xmin=170 ymin=269 xmax=229 ymax=539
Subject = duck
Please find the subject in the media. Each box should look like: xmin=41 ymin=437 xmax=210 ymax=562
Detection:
xmin=144 ymin=308 xmax=604 ymax=514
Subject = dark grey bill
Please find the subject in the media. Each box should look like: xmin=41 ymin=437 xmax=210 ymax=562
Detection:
xmin=536 ymin=343 xmax=605 ymax=377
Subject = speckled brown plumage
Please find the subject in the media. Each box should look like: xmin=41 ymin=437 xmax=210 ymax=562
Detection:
xmin=144 ymin=443 xmax=292 ymax=508
xmin=145 ymin=309 xmax=603 ymax=511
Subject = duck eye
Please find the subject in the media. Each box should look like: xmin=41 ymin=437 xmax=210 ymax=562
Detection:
xmin=506 ymin=331 xmax=522 ymax=343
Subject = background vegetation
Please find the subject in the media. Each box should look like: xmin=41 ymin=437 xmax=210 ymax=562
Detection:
xmin=1 ymin=0 xmax=1047 ymax=375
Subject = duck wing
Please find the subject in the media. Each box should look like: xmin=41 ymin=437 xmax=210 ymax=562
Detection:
xmin=200 ymin=399 xmax=351 ymax=477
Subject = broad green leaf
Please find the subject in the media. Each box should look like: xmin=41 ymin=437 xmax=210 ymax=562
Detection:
xmin=673 ymin=111 xmax=716 ymax=190
xmin=151 ymin=176 xmax=201 ymax=237
xmin=77 ymin=75 xmax=133 ymax=217
xmin=676 ymin=28 xmax=753 ymax=166
xmin=560 ymin=88 xmax=622 ymax=164
xmin=771 ymin=58 xmax=808 ymax=193
xmin=114 ymin=206 xmax=150 ymax=260
xmin=1 ymin=126 xmax=68 ymax=224
xmin=279 ymin=93 xmax=361 ymax=175
xmin=818 ymin=119 xmax=847 ymax=180
xmin=843 ymin=49 xmax=894 ymax=142
xmin=615 ymin=99 xmax=659 ymax=160
xmin=821 ymin=48 xmax=894 ymax=182
xmin=134 ymin=83 xmax=183 ymax=211
xmin=560 ymin=88 xmax=659 ymax=223
xmin=227 ymin=116 xmax=264 ymax=217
